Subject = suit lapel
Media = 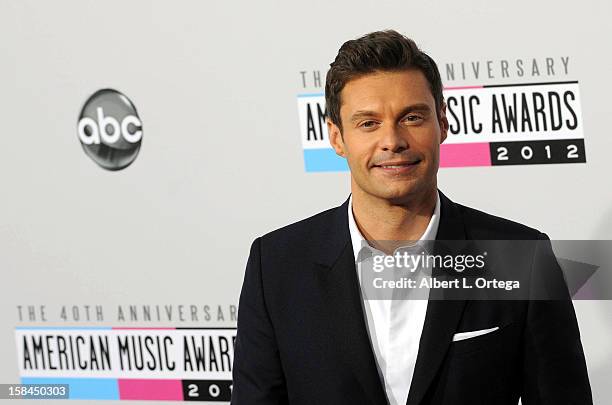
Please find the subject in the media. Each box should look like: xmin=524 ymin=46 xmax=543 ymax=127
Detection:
xmin=313 ymin=196 xmax=389 ymax=405
xmin=405 ymin=190 xmax=468 ymax=405
xmin=313 ymin=191 xmax=469 ymax=405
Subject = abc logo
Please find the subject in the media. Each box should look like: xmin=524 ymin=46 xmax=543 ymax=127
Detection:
xmin=77 ymin=89 xmax=142 ymax=170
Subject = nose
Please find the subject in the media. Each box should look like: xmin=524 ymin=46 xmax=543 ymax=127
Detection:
xmin=379 ymin=124 xmax=408 ymax=153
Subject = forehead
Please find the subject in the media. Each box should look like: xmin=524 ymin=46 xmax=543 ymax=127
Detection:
xmin=339 ymin=69 xmax=434 ymax=115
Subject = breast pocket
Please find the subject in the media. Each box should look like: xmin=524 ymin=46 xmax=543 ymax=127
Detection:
xmin=449 ymin=322 xmax=514 ymax=356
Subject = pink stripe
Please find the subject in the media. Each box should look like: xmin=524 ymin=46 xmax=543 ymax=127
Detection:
xmin=118 ymin=379 xmax=183 ymax=401
xmin=443 ymin=85 xmax=484 ymax=90
xmin=440 ymin=143 xmax=491 ymax=167
xmin=112 ymin=327 xmax=175 ymax=330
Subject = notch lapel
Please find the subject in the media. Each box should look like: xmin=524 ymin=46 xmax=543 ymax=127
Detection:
xmin=312 ymin=191 xmax=469 ymax=405
xmin=313 ymin=197 xmax=389 ymax=405
xmin=405 ymin=190 xmax=468 ymax=405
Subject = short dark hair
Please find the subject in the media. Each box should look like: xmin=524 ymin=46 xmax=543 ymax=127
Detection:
xmin=325 ymin=30 xmax=444 ymax=131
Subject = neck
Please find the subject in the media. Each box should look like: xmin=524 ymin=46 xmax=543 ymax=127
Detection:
xmin=351 ymin=184 xmax=437 ymax=254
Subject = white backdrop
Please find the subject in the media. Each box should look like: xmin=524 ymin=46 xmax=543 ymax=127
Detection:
xmin=2 ymin=0 xmax=611 ymax=403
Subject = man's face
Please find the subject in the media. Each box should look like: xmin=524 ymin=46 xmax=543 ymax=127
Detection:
xmin=328 ymin=69 xmax=448 ymax=204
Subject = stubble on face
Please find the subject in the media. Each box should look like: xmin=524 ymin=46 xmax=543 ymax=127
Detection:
xmin=329 ymin=69 xmax=448 ymax=208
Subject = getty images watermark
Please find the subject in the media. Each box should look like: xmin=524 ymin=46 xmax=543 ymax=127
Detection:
xmin=357 ymin=240 xmax=611 ymax=301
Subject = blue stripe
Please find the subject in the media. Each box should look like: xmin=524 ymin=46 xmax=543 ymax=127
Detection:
xmin=304 ymin=149 xmax=349 ymax=172
xmin=21 ymin=377 xmax=119 ymax=400
xmin=297 ymin=93 xmax=325 ymax=98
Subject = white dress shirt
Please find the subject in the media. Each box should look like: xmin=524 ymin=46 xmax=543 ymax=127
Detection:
xmin=348 ymin=192 xmax=441 ymax=405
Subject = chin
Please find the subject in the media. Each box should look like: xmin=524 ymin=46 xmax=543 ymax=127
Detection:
xmin=378 ymin=182 xmax=432 ymax=203
xmin=374 ymin=189 xmax=416 ymax=203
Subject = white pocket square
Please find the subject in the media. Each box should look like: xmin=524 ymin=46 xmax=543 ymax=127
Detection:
xmin=452 ymin=326 xmax=499 ymax=342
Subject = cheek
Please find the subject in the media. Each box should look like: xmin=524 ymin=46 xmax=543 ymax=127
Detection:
xmin=344 ymin=139 xmax=374 ymax=166
xmin=414 ymin=131 xmax=442 ymax=154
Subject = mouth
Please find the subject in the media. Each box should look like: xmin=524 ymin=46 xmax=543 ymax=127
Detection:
xmin=373 ymin=160 xmax=421 ymax=170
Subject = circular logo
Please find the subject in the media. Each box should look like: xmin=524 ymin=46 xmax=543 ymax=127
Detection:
xmin=77 ymin=89 xmax=143 ymax=170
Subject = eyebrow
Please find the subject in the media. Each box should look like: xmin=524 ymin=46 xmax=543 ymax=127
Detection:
xmin=349 ymin=103 xmax=432 ymax=123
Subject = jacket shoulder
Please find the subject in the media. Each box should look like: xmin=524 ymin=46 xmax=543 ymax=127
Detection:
xmin=457 ymin=202 xmax=544 ymax=240
xmin=258 ymin=204 xmax=342 ymax=249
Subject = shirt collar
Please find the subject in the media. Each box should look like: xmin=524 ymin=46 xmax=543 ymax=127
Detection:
xmin=348 ymin=190 xmax=441 ymax=263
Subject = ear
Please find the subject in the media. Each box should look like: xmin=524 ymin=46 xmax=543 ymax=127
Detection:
xmin=438 ymin=101 xmax=449 ymax=144
xmin=327 ymin=119 xmax=346 ymax=157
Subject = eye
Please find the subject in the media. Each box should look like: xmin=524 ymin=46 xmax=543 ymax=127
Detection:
xmin=359 ymin=120 xmax=378 ymax=129
xmin=402 ymin=114 xmax=424 ymax=123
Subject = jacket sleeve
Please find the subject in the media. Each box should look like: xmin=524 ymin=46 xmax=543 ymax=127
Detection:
xmin=231 ymin=237 xmax=289 ymax=404
xmin=520 ymin=233 xmax=593 ymax=404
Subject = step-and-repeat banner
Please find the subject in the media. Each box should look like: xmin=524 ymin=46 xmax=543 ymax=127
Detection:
xmin=2 ymin=0 xmax=611 ymax=403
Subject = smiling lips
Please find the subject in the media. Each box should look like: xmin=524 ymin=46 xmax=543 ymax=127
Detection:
xmin=374 ymin=160 xmax=421 ymax=174
xmin=374 ymin=160 xmax=420 ymax=169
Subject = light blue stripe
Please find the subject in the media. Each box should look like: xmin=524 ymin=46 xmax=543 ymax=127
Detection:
xmin=304 ymin=149 xmax=349 ymax=172
xmin=21 ymin=377 xmax=119 ymax=400
xmin=16 ymin=327 xmax=112 ymax=330
xmin=297 ymin=93 xmax=325 ymax=98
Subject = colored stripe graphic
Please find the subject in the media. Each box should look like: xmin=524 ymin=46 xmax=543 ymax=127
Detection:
xmin=16 ymin=327 xmax=112 ymax=330
xmin=443 ymin=85 xmax=484 ymax=90
xmin=440 ymin=143 xmax=492 ymax=167
xmin=112 ymin=327 xmax=176 ymax=330
xmin=304 ymin=148 xmax=349 ymax=172
xmin=297 ymin=93 xmax=324 ymax=98
xmin=21 ymin=377 xmax=119 ymax=400
xmin=118 ymin=379 xmax=184 ymax=401
xmin=483 ymin=80 xmax=578 ymax=88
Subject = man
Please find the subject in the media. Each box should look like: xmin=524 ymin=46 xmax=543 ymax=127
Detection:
xmin=231 ymin=30 xmax=592 ymax=405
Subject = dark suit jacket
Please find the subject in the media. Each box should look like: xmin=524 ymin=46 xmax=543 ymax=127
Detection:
xmin=231 ymin=190 xmax=592 ymax=405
